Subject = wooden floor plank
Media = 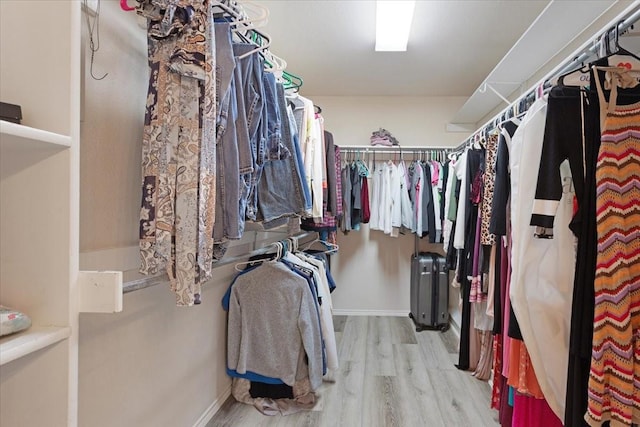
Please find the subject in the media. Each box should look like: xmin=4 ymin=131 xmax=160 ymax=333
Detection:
xmin=338 ymin=316 xmax=368 ymax=362
xmin=316 ymin=359 xmax=366 ymax=427
xmin=393 ymin=344 xmax=447 ymax=426
xmin=206 ymin=316 xmax=499 ymax=427
xmin=365 ymin=317 xmax=396 ymax=376
xmin=332 ymin=315 xmax=347 ymax=333
xmin=416 ymin=329 xmax=457 ymax=370
xmin=361 ymin=376 xmax=405 ymax=427
xmin=388 ymin=316 xmax=418 ymax=344
xmin=458 ymin=370 xmax=500 ymax=426
xmin=426 ymin=368 xmax=477 ymax=427
xmin=440 ymin=327 xmax=460 ymax=354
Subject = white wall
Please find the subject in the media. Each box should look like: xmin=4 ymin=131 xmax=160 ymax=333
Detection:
xmin=311 ymin=96 xmax=468 ymax=326
xmin=312 ymin=95 xmax=468 ymax=148
xmin=76 ymin=7 xmax=469 ymax=425
xmin=78 ymin=270 xmax=233 ymax=427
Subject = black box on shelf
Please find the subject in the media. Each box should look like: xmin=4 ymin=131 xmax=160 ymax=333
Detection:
xmin=0 ymin=102 xmax=22 ymax=124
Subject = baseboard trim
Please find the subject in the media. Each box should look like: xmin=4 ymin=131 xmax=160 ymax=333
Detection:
xmin=192 ymin=384 xmax=232 ymax=427
xmin=332 ymin=309 xmax=409 ymax=317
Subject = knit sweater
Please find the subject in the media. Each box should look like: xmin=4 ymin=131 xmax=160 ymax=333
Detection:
xmin=227 ymin=261 xmax=324 ymax=391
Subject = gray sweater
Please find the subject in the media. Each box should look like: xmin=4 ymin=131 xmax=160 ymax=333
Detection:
xmin=227 ymin=262 xmax=323 ymax=390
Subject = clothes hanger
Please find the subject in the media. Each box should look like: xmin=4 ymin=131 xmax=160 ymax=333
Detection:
xmin=120 ymin=0 xmax=135 ymax=11
xmin=606 ymin=21 xmax=640 ymax=65
xmin=233 ymin=240 xmax=283 ymax=271
xmin=211 ymin=0 xmax=269 ymax=33
xmin=558 ymin=24 xmax=640 ymax=89
xmin=282 ymin=70 xmax=303 ymax=92
xmin=235 ymin=29 xmax=271 ymax=60
xmin=301 ymin=238 xmax=339 ymax=255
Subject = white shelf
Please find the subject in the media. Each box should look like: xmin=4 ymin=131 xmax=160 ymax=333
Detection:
xmin=0 ymin=120 xmax=71 ymax=152
xmin=0 ymin=326 xmax=71 ymax=366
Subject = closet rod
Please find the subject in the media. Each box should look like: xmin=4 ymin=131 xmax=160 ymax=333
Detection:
xmin=554 ymin=5 xmax=640 ymax=78
xmin=339 ymin=145 xmax=453 ymax=151
xmin=122 ymin=231 xmax=319 ymax=294
xmin=453 ymin=3 xmax=640 ymax=152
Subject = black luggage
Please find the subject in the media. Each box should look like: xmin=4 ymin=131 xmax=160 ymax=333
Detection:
xmin=409 ymin=251 xmax=449 ymax=332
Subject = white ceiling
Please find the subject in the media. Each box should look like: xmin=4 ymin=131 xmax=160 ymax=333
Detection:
xmin=259 ymin=0 xmax=634 ymax=123
xmin=260 ymin=0 xmax=550 ymax=97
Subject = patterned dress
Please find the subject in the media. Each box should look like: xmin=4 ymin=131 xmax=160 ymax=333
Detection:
xmin=138 ymin=0 xmax=216 ymax=306
xmin=587 ymin=68 xmax=640 ymax=426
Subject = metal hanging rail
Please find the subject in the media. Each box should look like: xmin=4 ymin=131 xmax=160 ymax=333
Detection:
xmin=338 ymin=145 xmax=455 ymax=161
xmin=122 ymin=230 xmax=319 ymax=294
xmin=454 ymin=3 xmax=640 ymax=153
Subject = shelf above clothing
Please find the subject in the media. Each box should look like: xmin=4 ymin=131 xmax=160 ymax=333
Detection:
xmin=0 ymin=326 xmax=71 ymax=366
xmin=0 ymin=121 xmax=72 ymax=151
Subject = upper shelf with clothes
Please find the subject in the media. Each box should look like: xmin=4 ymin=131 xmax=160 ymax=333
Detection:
xmin=455 ymin=4 xmax=640 ymax=153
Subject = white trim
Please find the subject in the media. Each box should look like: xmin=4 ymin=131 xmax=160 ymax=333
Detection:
xmin=192 ymin=384 xmax=232 ymax=427
xmin=332 ymin=309 xmax=409 ymax=317
xmin=532 ymin=199 xmax=560 ymax=217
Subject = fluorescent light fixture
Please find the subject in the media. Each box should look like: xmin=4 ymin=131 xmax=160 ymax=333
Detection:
xmin=375 ymin=0 xmax=416 ymax=52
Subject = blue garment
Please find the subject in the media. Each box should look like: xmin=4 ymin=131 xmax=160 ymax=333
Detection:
xmin=257 ymin=83 xmax=306 ymax=225
xmin=281 ymin=258 xmax=327 ymax=376
xmin=287 ymin=105 xmax=312 ymax=212
xmin=262 ymin=72 xmax=287 ymax=160
xmin=213 ymin=22 xmax=241 ymax=244
xmin=232 ymin=43 xmax=266 ymax=222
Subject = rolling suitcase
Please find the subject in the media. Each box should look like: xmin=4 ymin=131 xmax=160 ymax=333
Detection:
xmin=409 ymin=251 xmax=450 ymax=332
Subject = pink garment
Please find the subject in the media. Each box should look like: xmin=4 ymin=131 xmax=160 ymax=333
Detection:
xmin=414 ymin=162 xmax=422 ymax=227
xmin=370 ymin=136 xmax=393 ymax=146
xmin=470 ymin=213 xmax=486 ymax=303
xmin=486 ymin=245 xmax=497 ymax=318
xmin=501 ymin=241 xmax=512 ymax=378
xmin=512 ymin=394 xmax=563 ymax=427
xmin=430 ymin=160 xmax=440 ymax=184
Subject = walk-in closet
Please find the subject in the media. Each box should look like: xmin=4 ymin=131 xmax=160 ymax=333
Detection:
xmin=2 ymin=1 xmax=640 ymax=426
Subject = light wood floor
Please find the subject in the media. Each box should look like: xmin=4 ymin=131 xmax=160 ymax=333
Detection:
xmin=207 ymin=316 xmax=500 ymax=427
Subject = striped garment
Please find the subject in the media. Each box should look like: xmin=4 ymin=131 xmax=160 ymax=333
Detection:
xmin=587 ymin=99 xmax=640 ymax=427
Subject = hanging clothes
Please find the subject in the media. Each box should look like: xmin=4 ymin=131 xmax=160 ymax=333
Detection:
xmin=443 ymin=159 xmax=457 ymax=248
xmin=223 ymin=261 xmax=324 ymax=390
xmin=369 ymin=161 xmax=382 ymax=231
xmin=340 ymin=163 xmax=353 ymax=233
xmin=585 ymin=67 xmax=640 ymax=427
xmin=138 ymin=0 xmax=216 ymax=306
xmin=508 ymin=96 xmax=579 ymax=421
xmin=398 ymin=160 xmax=415 ymax=231
xmin=456 ymin=147 xmax=484 ymax=371
xmin=301 ymin=131 xmax=341 ymax=235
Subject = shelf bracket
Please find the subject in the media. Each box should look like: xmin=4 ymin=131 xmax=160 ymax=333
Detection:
xmin=479 ymin=82 xmax=512 ymax=106
xmin=79 ymin=271 xmax=123 ymax=313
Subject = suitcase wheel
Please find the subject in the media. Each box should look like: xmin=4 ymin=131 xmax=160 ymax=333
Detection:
xmin=415 ymin=325 xmax=424 ymax=332
xmin=439 ymin=323 xmax=450 ymax=333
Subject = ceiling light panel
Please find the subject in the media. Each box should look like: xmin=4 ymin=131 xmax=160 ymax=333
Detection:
xmin=375 ymin=0 xmax=416 ymax=52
